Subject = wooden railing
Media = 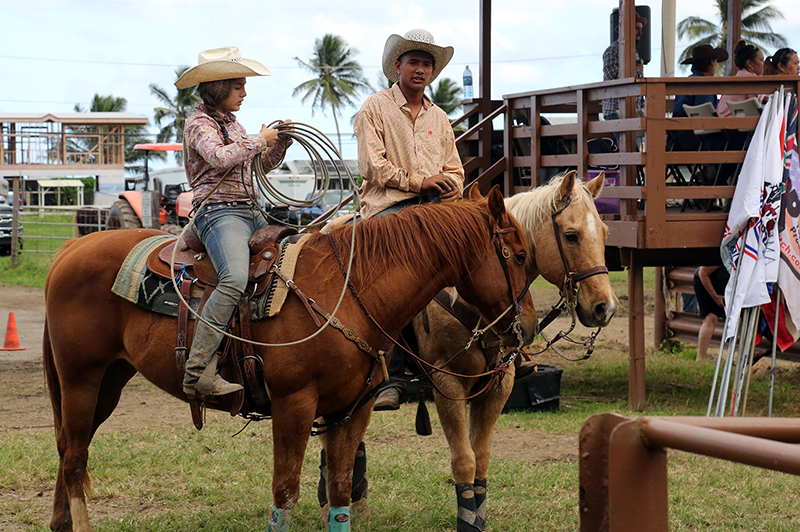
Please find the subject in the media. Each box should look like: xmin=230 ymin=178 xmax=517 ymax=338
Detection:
xmin=504 ymin=76 xmax=800 ymax=256
xmin=1 ymin=126 xmax=127 ymax=169
xmin=458 ymin=75 xmax=800 ymax=254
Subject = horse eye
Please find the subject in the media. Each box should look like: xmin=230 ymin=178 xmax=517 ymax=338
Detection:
xmin=515 ymin=253 xmax=526 ymax=265
xmin=565 ymin=232 xmax=579 ymax=243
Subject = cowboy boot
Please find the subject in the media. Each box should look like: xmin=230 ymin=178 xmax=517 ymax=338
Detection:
xmin=183 ymin=322 xmax=242 ymax=397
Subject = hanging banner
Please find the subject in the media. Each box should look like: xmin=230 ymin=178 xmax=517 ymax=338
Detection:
xmin=776 ymin=95 xmax=800 ymax=336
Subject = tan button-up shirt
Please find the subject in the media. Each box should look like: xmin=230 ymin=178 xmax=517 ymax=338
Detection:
xmin=354 ymin=84 xmax=464 ymax=218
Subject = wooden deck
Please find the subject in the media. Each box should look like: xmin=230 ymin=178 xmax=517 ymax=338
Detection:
xmin=457 ymin=75 xmax=800 ymax=409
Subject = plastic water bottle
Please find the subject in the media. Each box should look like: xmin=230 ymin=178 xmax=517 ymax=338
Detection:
xmin=463 ymin=66 xmax=473 ymax=99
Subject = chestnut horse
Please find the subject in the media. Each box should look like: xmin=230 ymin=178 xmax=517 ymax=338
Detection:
xmin=42 ymin=185 xmax=537 ymax=532
xmin=408 ymin=171 xmax=618 ymax=531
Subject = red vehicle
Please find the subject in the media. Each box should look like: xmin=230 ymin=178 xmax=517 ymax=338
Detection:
xmin=105 ymin=143 xmax=193 ymax=234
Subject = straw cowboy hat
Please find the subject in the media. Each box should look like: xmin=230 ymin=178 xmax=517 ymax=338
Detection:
xmin=681 ymin=44 xmax=729 ymax=65
xmin=382 ymin=29 xmax=454 ymax=84
xmin=175 ymin=46 xmax=271 ymax=89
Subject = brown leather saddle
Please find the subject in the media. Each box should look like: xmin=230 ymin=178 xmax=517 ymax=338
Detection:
xmin=146 ymin=225 xmax=298 ymax=295
xmin=144 ymin=224 xmax=298 ymax=430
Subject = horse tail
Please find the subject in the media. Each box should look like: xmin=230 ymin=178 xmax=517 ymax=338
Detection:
xmin=42 ymin=318 xmax=62 ymax=438
xmin=42 ymin=318 xmax=95 ymax=497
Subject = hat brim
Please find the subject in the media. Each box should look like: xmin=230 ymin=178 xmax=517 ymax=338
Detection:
xmin=681 ymin=48 xmax=729 ymax=65
xmin=175 ymin=59 xmax=271 ymax=89
xmin=382 ymin=34 xmax=454 ymax=84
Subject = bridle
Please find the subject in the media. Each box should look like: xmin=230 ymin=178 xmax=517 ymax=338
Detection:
xmin=528 ymin=191 xmax=609 ymax=361
xmin=487 ymin=216 xmax=531 ymax=342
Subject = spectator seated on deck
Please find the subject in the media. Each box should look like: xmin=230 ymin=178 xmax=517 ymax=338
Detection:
xmin=666 ymin=45 xmax=730 ymax=197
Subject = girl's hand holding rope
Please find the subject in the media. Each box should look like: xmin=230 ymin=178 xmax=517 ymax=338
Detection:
xmin=259 ymin=124 xmax=280 ymax=146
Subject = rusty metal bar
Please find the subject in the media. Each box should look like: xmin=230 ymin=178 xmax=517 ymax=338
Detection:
xmin=663 ymin=416 xmax=800 ymax=441
xmin=641 ymin=417 xmax=800 ymax=474
xmin=581 ymin=414 xmax=800 ymax=532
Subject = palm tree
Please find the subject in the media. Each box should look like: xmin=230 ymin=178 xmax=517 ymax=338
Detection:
xmin=677 ymin=0 xmax=787 ymax=72
xmin=72 ymin=94 xmax=162 ymax=173
xmin=150 ymin=66 xmax=200 ymax=163
xmin=293 ymin=34 xmax=372 ymax=154
xmin=427 ymin=78 xmax=463 ymax=117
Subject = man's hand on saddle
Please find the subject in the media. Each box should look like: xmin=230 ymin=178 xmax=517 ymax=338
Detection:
xmin=422 ymin=174 xmax=461 ymax=201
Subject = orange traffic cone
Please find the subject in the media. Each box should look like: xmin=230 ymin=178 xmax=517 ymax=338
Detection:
xmin=0 ymin=312 xmax=25 ymax=351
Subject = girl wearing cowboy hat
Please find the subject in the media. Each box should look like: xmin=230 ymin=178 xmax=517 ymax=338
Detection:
xmin=176 ymin=46 xmax=292 ymax=399
xmin=669 ymin=45 xmax=729 ymax=153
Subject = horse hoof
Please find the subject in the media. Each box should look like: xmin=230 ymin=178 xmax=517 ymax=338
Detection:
xmin=351 ymin=498 xmax=371 ymax=520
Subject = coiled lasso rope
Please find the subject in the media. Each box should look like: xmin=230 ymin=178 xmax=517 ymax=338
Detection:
xmin=169 ymin=121 xmax=360 ymax=347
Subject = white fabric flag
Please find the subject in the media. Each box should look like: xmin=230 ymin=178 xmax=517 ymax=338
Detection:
xmin=721 ymin=90 xmax=785 ymax=340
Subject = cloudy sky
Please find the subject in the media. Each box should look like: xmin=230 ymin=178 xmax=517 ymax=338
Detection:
xmin=3 ymin=0 xmax=800 ymax=165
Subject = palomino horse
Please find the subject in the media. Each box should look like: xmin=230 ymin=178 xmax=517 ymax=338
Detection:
xmin=407 ymin=171 xmax=618 ymax=532
xmin=42 ymin=185 xmax=537 ymax=532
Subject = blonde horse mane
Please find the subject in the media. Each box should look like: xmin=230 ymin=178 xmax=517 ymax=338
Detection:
xmin=503 ymin=173 xmax=597 ymax=248
xmin=312 ymin=200 xmax=492 ymax=287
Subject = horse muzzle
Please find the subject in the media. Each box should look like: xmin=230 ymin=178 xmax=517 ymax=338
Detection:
xmin=576 ymin=297 xmax=618 ymax=328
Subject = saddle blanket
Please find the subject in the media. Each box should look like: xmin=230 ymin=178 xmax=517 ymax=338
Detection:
xmin=111 ymin=233 xmax=310 ymax=320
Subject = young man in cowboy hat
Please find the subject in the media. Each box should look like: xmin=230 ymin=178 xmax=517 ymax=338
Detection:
xmin=602 ymin=12 xmax=648 ymax=133
xmin=354 ymin=29 xmax=464 ymax=410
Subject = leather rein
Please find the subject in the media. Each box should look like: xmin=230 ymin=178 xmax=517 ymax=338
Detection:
xmin=324 ymin=215 xmax=531 ymax=403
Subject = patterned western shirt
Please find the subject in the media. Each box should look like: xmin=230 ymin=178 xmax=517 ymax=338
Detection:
xmin=602 ymin=40 xmax=645 ymax=117
xmin=184 ymin=103 xmax=291 ymax=206
xmin=354 ymin=83 xmax=464 ymax=218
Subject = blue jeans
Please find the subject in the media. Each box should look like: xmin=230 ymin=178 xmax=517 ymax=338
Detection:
xmin=184 ymin=202 xmax=270 ymax=385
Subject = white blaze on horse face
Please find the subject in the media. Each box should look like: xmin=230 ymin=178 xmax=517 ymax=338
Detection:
xmin=585 ymin=212 xmax=598 ymax=242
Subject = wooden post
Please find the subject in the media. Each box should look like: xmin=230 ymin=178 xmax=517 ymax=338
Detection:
xmin=618 ymin=0 xmax=636 ymax=80
xmin=726 ymin=0 xmax=742 ymax=76
xmin=618 ymin=0 xmax=638 ymax=218
xmin=628 ymin=250 xmax=646 ymax=410
xmin=654 ymin=267 xmax=667 ymax=350
xmin=577 ymin=89 xmax=588 ymax=178
xmin=531 ymin=96 xmax=541 ymax=188
xmin=479 ymin=0 xmax=492 ymax=177
xmin=503 ymin=93 xmax=513 ymax=195
xmin=10 ymin=176 xmax=20 ymax=267
xmin=661 ymin=0 xmax=676 ymax=76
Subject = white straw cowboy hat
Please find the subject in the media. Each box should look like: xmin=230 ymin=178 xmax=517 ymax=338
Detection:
xmin=175 ymin=46 xmax=271 ymax=89
xmin=382 ymin=29 xmax=454 ymax=84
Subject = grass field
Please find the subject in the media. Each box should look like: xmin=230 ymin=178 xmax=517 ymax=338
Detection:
xmin=3 ymin=349 xmax=800 ymax=531
xmin=3 ymin=240 xmax=800 ymax=531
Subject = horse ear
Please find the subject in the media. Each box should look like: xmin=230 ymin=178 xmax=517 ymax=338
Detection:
xmin=487 ymin=185 xmax=506 ymax=219
xmin=586 ymin=170 xmax=605 ymax=199
xmin=559 ymin=170 xmax=576 ymax=200
xmin=467 ymin=181 xmax=483 ymax=202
